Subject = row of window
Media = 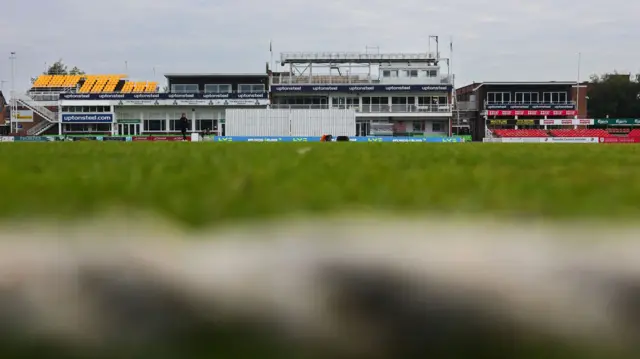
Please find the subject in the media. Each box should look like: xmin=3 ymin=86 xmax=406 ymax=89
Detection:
xmin=382 ymin=69 xmax=439 ymax=78
xmin=62 ymin=124 xmax=111 ymax=132
xmin=62 ymin=106 xmax=111 ymax=113
xmin=487 ymin=92 xmax=569 ymax=104
xmin=171 ymin=84 xmax=265 ymax=93
xmin=400 ymin=121 xmax=444 ymax=132
xmin=62 ymin=120 xmax=222 ymax=132
xmin=115 ymin=112 xmax=224 ymax=121
xmin=272 ymin=96 xmax=449 ymax=105
xmin=144 ymin=119 xmax=221 ymax=132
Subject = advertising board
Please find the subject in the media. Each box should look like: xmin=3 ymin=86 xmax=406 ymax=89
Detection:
xmin=487 ymin=137 xmax=599 ymax=143
xmin=599 ymin=137 xmax=640 ymax=143
xmin=487 ymin=110 xmax=577 ymax=116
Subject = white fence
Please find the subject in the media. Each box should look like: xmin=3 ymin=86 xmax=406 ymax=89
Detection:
xmin=483 ymin=137 xmax=599 ymax=143
xmin=225 ymin=109 xmax=356 ymax=137
xmin=225 ymin=109 xmax=290 ymax=136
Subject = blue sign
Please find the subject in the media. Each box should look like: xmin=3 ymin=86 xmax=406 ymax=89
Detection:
xmin=485 ymin=103 xmax=575 ymax=110
xmin=13 ymin=136 xmax=51 ymax=142
xmin=61 ymin=114 xmax=113 ymax=123
xmin=213 ymin=136 xmax=464 ymax=142
xmin=59 ymin=92 xmax=268 ymax=100
xmin=270 ymin=85 xmax=451 ymax=93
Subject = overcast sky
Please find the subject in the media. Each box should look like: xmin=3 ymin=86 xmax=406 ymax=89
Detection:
xmin=1 ymin=0 xmax=638 ymax=94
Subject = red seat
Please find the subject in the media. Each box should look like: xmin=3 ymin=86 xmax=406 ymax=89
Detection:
xmin=628 ymin=129 xmax=640 ymax=138
xmin=493 ymin=129 xmax=548 ymax=138
xmin=550 ymin=129 xmax=613 ymax=137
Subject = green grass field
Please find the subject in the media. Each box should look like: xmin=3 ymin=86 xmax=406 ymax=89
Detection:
xmin=1 ymin=142 xmax=640 ymax=227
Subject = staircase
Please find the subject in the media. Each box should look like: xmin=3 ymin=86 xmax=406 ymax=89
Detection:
xmin=12 ymin=92 xmax=58 ymax=136
xmin=14 ymin=93 xmax=57 ymax=122
xmin=27 ymin=120 xmax=56 ymax=136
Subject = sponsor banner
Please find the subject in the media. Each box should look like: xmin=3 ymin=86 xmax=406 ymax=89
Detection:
xmin=214 ymin=136 xmax=464 ymax=142
xmin=61 ymin=113 xmax=114 ymax=123
xmin=539 ymin=119 xmax=594 ymax=125
xmin=102 ymin=136 xmax=126 ymax=141
xmin=495 ymin=137 xmax=546 ymax=143
xmin=541 ymin=137 xmax=599 ymax=143
xmin=117 ymin=119 xmax=141 ymax=124
xmin=68 ymin=136 xmax=99 ymax=141
xmin=486 ymin=104 xmax=575 ymax=110
xmin=487 ymin=110 xmax=577 ymax=116
xmin=270 ymin=85 xmax=451 ymax=93
xmin=150 ymin=136 xmax=188 ymax=141
xmin=14 ymin=110 xmax=34 ymax=122
xmin=13 ymin=136 xmax=51 ymax=142
xmin=60 ymin=92 xmax=268 ymax=100
xmin=599 ymin=137 xmax=640 ymax=143
xmin=593 ymin=118 xmax=640 ymax=126
xmin=0 ymin=136 xmax=14 ymax=142
xmin=488 ymin=119 xmax=537 ymax=126
xmin=111 ymin=99 xmax=269 ymax=106
xmin=132 ymin=136 xmax=190 ymax=141
xmin=491 ymin=137 xmax=598 ymax=143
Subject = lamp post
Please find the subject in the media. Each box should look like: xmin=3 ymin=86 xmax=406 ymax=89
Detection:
xmin=576 ymin=52 xmax=581 ymax=118
xmin=9 ymin=51 xmax=16 ymax=132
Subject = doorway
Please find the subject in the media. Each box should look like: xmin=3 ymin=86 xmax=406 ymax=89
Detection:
xmin=117 ymin=123 xmax=140 ymax=136
xmin=355 ymin=122 xmax=370 ymax=136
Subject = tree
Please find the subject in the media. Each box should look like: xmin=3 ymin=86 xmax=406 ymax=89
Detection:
xmin=43 ymin=60 xmax=85 ymax=75
xmin=587 ymin=72 xmax=640 ymax=118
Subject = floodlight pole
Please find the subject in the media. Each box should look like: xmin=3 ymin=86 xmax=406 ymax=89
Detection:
xmin=10 ymin=51 xmax=16 ymax=132
xmin=576 ymin=52 xmax=581 ymax=119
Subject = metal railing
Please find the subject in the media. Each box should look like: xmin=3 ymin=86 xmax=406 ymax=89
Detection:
xmin=280 ymin=52 xmax=438 ymax=62
xmin=271 ymin=76 xmax=373 ymax=85
xmin=27 ymin=120 xmax=56 ymax=136
xmin=271 ymin=75 xmax=453 ymax=85
xmin=270 ymin=104 xmax=452 ymax=113
xmin=27 ymin=90 xmax=73 ymax=101
xmin=14 ymin=93 xmax=57 ymax=122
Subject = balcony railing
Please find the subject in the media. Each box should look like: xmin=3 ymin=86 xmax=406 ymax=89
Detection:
xmin=270 ymin=104 xmax=452 ymax=113
xmin=271 ymin=75 xmax=453 ymax=85
xmin=27 ymin=91 xmax=74 ymax=101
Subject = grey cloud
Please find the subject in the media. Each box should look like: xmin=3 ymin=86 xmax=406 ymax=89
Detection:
xmin=0 ymin=0 xmax=637 ymax=93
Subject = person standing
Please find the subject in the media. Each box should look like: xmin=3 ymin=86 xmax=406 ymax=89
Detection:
xmin=179 ymin=113 xmax=189 ymax=141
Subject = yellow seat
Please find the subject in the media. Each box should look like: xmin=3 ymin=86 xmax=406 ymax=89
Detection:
xmin=121 ymin=81 xmax=135 ymax=93
xmin=48 ymin=75 xmax=63 ymax=87
xmin=79 ymin=76 xmax=97 ymax=93
xmin=62 ymin=75 xmax=81 ymax=87
xmin=145 ymin=82 xmax=158 ymax=92
xmin=90 ymin=76 xmax=108 ymax=92
xmin=132 ymin=81 xmax=146 ymax=92
xmin=102 ymin=75 xmax=120 ymax=93
xmin=32 ymin=75 xmax=52 ymax=87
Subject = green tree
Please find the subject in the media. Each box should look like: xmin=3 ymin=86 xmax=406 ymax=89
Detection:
xmin=44 ymin=60 xmax=85 ymax=75
xmin=587 ymin=72 xmax=640 ymax=118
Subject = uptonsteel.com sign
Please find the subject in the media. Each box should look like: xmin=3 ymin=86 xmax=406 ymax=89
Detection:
xmin=61 ymin=114 xmax=114 ymax=123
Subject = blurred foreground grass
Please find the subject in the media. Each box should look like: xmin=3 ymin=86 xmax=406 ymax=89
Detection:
xmin=1 ymin=142 xmax=640 ymax=227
